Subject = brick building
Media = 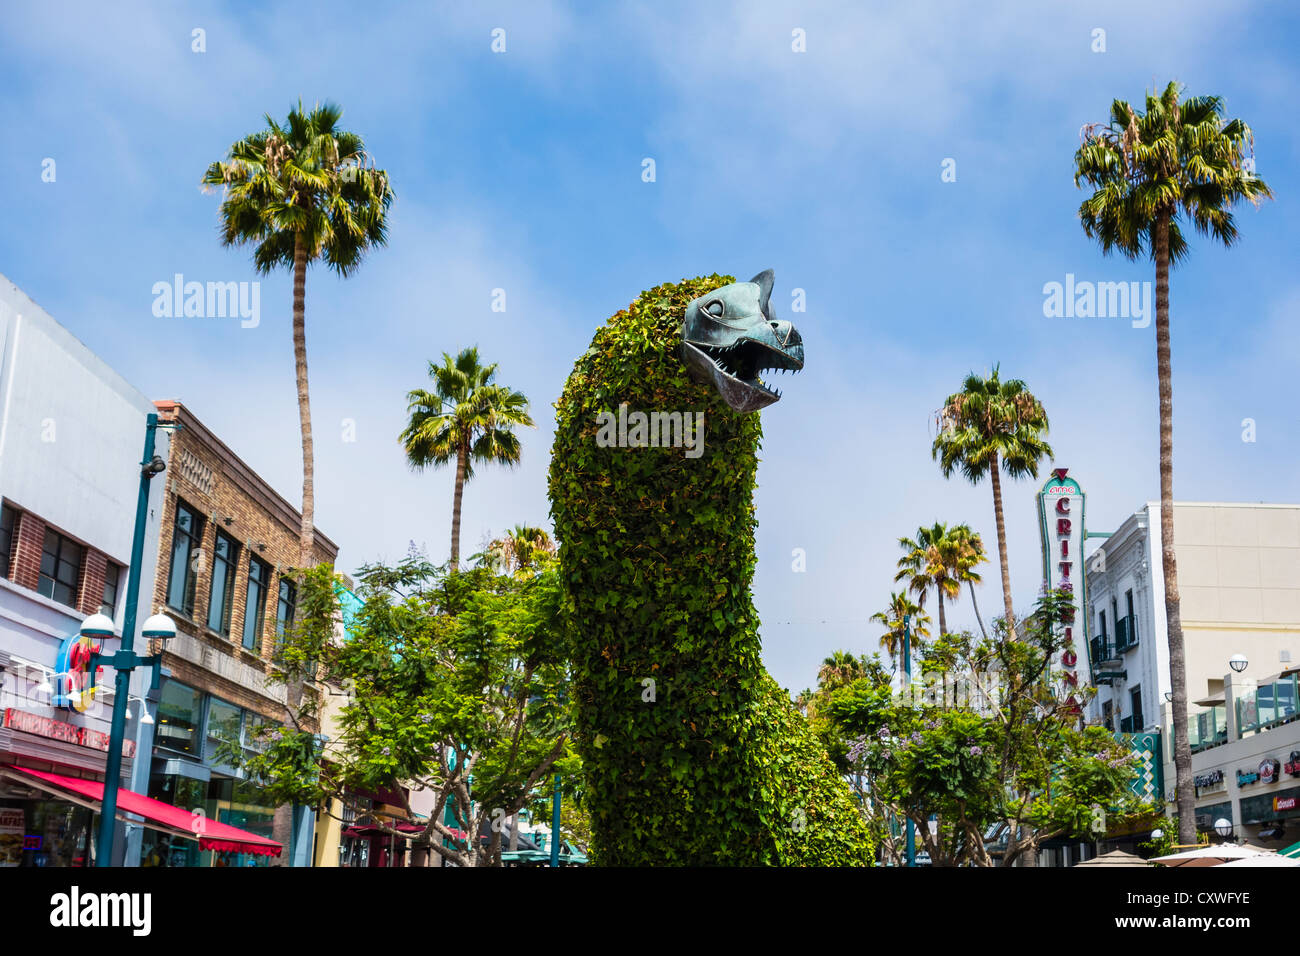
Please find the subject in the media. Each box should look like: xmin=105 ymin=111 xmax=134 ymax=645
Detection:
xmin=141 ymin=400 xmax=337 ymax=868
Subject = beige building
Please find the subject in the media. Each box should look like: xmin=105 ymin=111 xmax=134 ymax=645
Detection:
xmin=1083 ymin=501 xmax=1300 ymax=837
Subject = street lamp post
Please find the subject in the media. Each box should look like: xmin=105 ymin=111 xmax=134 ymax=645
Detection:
xmin=93 ymin=413 xmax=177 ymax=867
xmin=549 ymin=775 xmax=562 ymax=867
xmin=902 ymin=614 xmax=915 ymax=868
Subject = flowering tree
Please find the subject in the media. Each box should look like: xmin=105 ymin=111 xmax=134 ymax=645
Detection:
xmin=825 ymin=588 xmax=1154 ymax=866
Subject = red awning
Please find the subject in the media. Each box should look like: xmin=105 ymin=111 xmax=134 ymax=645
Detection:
xmin=4 ymin=765 xmax=282 ymax=857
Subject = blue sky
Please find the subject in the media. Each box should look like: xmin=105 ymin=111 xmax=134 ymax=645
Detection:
xmin=2 ymin=1 xmax=1296 ymax=691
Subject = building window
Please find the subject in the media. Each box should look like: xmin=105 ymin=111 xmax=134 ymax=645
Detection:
xmin=38 ymin=528 xmax=84 ymax=608
xmin=275 ymin=579 xmax=296 ymax=645
xmin=1098 ymin=610 xmax=1107 ymax=641
xmin=207 ymin=532 xmax=238 ymax=636
xmin=243 ymin=710 xmax=274 ymax=751
xmin=167 ymin=501 xmax=204 ymax=616
xmin=1130 ymin=685 xmax=1143 ymax=730
xmin=0 ymin=503 xmax=15 ymax=579
xmin=1102 ymin=699 xmax=1114 ymax=732
xmin=155 ymin=681 xmax=203 ymax=756
xmin=206 ymin=697 xmax=243 ymax=763
xmin=243 ymin=556 xmax=270 ymax=651
xmin=101 ymin=562 xmax=122 ymax=617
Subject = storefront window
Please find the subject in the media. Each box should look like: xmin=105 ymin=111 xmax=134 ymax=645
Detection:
xmin=0 ymin=796 xmax=97 ymax=867
xmin=206 ymin=697 xmax=242 ymax=763
xmin=243 ymin=711 xmax=274 ymax=752
xmin=1240 ymin=786 xmax=1300 ymax=826
xmin=1194 ymin=801 xmax=1233 ymax=832
xmin=155 ymin=681 xmax=203 ymax=756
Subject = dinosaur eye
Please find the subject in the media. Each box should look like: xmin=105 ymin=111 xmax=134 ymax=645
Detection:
xmin=704 ymin=300 xmax=724 ymax=318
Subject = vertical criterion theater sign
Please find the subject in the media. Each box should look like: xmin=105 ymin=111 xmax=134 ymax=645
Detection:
xmin=1036 ymin=467 xmax=1088 ymax=714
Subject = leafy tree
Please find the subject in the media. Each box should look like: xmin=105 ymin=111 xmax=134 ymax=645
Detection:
xmin=932 ymin=368 xmax=1053 ymax=641
xmin=203 ymin=101 xmax=393 ymax=567
xmin=826 ymin=589 xmax=1152 ymax=866
xmin=236 ymin=551 xmax=574 ymax=867
xmin=1074 ymin=81 xmax=1273 ymax=847
xmin=400 ymin=347 xmax=535 ymax=571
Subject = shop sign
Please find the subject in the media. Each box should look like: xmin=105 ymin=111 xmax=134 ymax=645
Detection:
xmin=1194 ymin=769 xmax=1224 ymax=789
xmin=1284 ymin=751 xmax=1300 ymax=778
xmin=1237 ymin=769 xmax=1259 ymax=787
xmin=1259 ymin=758 xmax=1282 ymax=785
xmin=1036 ymin=468 xmax=1086 ymax=714
xmin=1275 ymin=796 xmax=1299 ymax=813
xmin=53 ymin=631 xmax=103 ymax=713
xmin=1 ymin=708 xmax=135 ymax=757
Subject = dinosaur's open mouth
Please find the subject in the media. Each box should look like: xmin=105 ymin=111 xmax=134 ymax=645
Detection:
xmin=681 ymin=337 xmax=804 ymax=413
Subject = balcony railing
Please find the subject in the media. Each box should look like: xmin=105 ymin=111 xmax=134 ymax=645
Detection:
xmin=1091 ymin=636 xmax=1120 ymax=665
xmin=1114 ymin=615 xmax=1138 ymax=652
xmin=1236 ymin=674 xmax=1300 ymax=738
xmin=1190 ymin=706 xmax=1228 ymax=753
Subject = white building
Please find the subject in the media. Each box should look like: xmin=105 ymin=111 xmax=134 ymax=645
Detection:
xmin=0 ymin=274 xmax=169 ymax=866
xmin=1083 ymin=501 xmax=1300 ymax=833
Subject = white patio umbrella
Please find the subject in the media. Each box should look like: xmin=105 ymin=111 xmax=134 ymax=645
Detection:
xmin=1151 ymin=844 xmax=1272 ymax=867
xmin=1074 ymin=849 xmax=1149 ymax=867
xmin=1216 ymin=853 xmax=1300 ymax=868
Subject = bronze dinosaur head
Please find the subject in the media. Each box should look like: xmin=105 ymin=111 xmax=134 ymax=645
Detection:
xmin=680 ymin=269 xmax=804 ymax=413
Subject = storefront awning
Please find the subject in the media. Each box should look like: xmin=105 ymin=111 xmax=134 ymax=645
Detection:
xmin=3 ymin=765 xmax=281 ymax=857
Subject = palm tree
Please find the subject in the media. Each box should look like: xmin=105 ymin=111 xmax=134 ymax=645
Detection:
xmin=1074 ymin=81 xmax=1273 ymax=846
xmin=203 ymin=101 xmax=393 ymax=567
xmin=816 ymin=650 xmax=868 ymax=692
xmin=948 ymin=524 xmax=991 ymax=641
xmin=400 ymin=348 xmax=535 ymax=570
xmin=477 ymin=525 xmax=556 ymax=576
xmin=870 ymin=592 xmax=930 ymax=668
xmin=932 ymin=367 xmax=1053 ymax=642
xmin=896 ymin=522 xmax=962 ymax=638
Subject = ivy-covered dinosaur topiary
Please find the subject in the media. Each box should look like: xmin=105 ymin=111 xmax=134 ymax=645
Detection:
xmin=548 ymin=271 xmax=873 ymax=865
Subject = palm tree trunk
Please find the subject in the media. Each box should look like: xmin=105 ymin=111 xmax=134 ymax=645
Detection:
xmin=1155 ymin=211 xmax=1194 ymax=846
xmin=988 ymin=453 xmax=1017 ymax=640
xmin=277 ymin=231 xmax=313 ymax=868
xmin=937 ymin=591 xmax=947 ymax=639
xmin=450 ymin=442 xmax=468 ymax=571
xmin=968 ymin=581 xmax=989 ymax=641
xmin=292 ymin=232 xmax=315 ymax=568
